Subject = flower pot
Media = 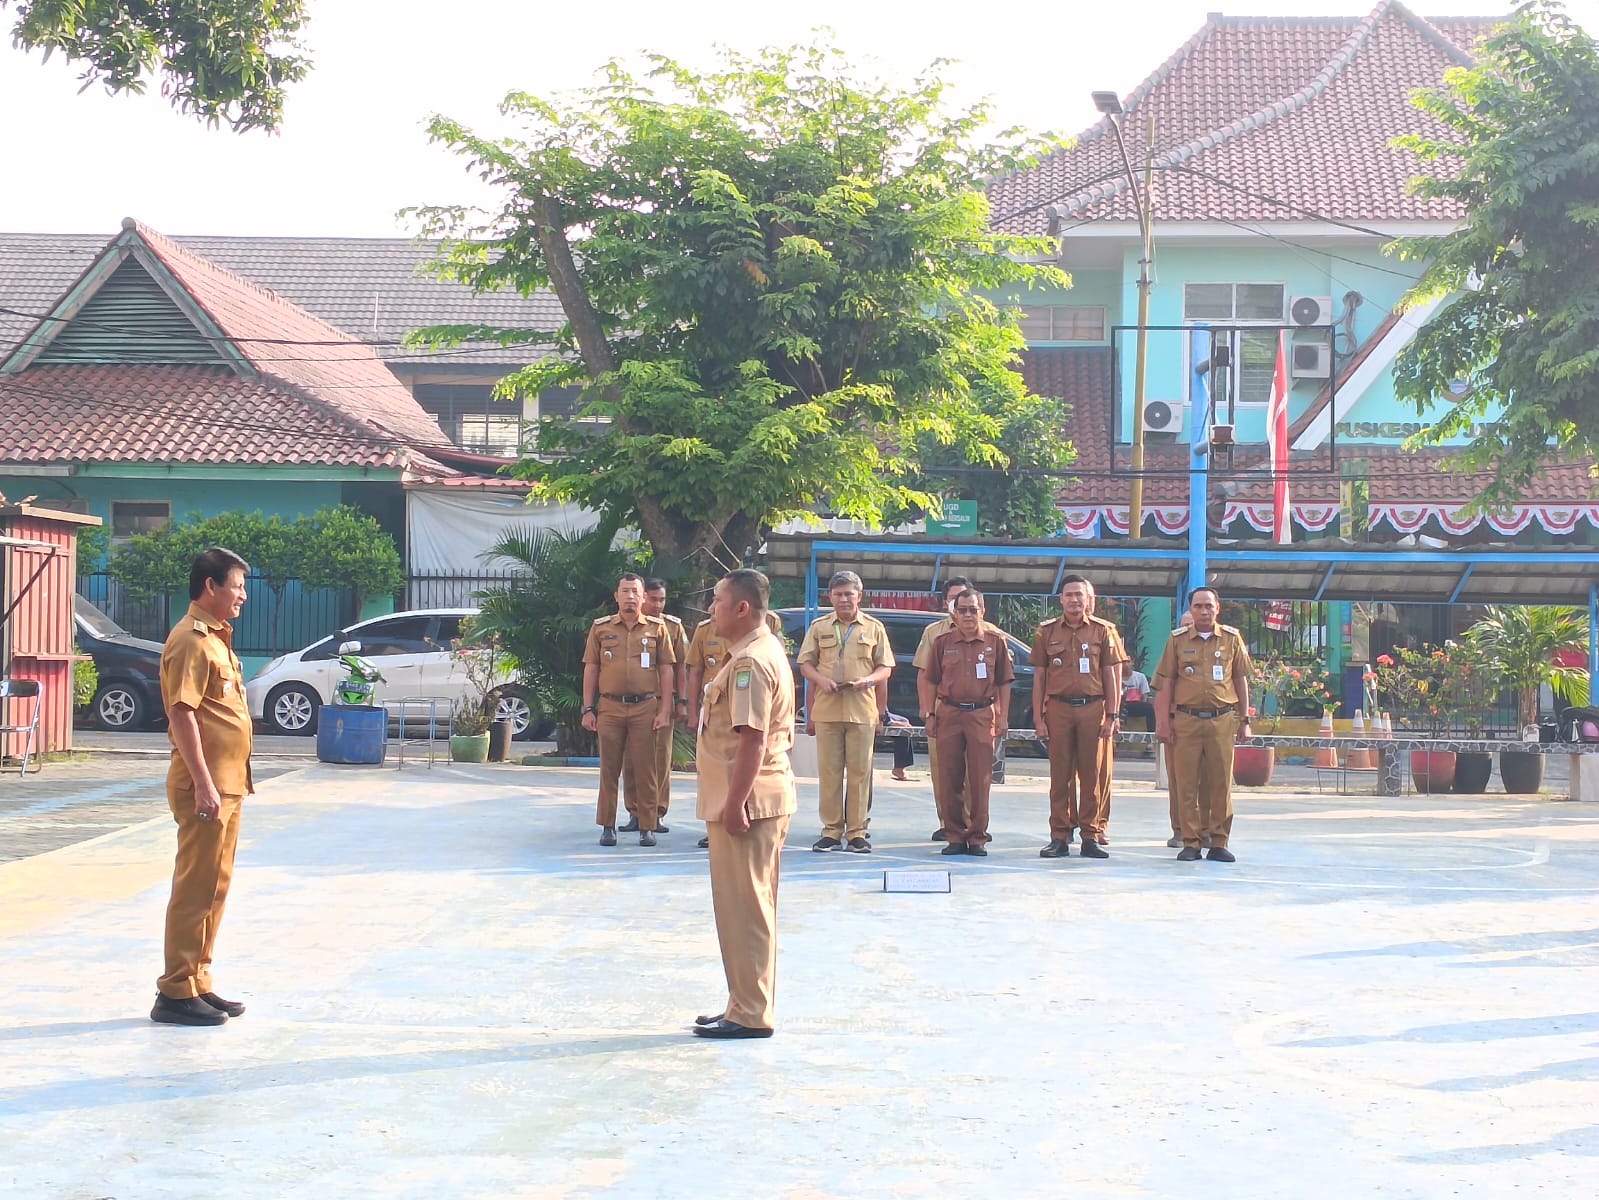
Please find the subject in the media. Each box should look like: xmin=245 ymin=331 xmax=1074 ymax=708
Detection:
xmin=1451 ymin=751 xmax=1493 ymax=794
xmin=450 ymin=733 xmax=491 ymax=763
xmin=1409 ymin=750 xmax=1456 ymax=794
xmin=1232 ymin=745 xmax=1275 ymax=787
xmin=1498 ymin=751 xmax=1544 ymax=794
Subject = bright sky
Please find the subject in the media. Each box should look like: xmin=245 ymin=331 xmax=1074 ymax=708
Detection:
xmin=1 ymin=0 xmax=1591 ymax=238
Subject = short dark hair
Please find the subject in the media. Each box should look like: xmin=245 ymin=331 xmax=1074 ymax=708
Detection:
xmin=618 ymin=572 xmax=645 ymax=587
xmin=1060 ymin=574 xmax=1089 ymax=588
xmin=643 ymin=577 xmax=668 ymax=593
xmin=723 ymin=569 xmax=770 ymax=612
xmin=940 ymin=575 xmax=972 ymax=597
xmin=1189 ymin=586 xmax=1219 ymax=603
xmin=189 ymin=546 xmax=249 ymax=600
xmin=954 ymin=587 xmax=984 ymax=609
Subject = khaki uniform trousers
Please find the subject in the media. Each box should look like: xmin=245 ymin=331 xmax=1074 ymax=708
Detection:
xmin=935 ymin=708 xmax=996 ymax=844
xmin=1167 ymin=744 xmax=1181 ymax=836
xmin=1045 ymin=699 xmax=1108 ymax=842
xmin=597 ymin=702 xmax=661 ymax=830
xmin=1172 ymin=710 xmax=1237 ymax=850
xmin=159 ymin=789 xmax=244 ymax=999
xmin=927 ymin=741 xmax=970 ymax=833
xmin=816 ymin=721 xmax=874 ymax=841
xmin=623 ymin=722 xmax=675 ymax=821
xmin=707 ymin=812 xmax=792 ymax=1029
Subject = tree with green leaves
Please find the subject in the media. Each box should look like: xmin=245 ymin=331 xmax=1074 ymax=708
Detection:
xmin=292 ymin=505 xmax=403 ymax=619
xmin=411 ymin=43 xmax=1071 ymax=582
xmin=4 ymin=0 xmax=309 ymax=131
xmin=1466 ymin=604 xmax=1590 ymax=728
xmin=1390 ymin=1 xmax=1599 ymax=506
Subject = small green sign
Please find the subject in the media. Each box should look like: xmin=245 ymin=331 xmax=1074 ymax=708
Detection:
xmin=929 ymin=499 xmax=978 ymax=537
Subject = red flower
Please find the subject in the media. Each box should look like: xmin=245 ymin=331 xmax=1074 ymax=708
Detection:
xmin=1377 ymin=654 xmax=1394 ymax=667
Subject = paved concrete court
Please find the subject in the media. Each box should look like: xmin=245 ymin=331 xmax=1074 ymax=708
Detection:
xmin=3 ymin=762 xmax=1597 ymax=1199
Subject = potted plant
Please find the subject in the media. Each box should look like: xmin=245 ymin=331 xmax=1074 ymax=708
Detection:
xmin=448 ymin=618 xmax=501 ymax=764
xmin=1376 ymin=646 xmax=1457 ymax=793
xmin=1442 ymin=639 xmax=1493 ymax=794
xmin=1466 ymin=605 xmax=1591 ymax=794
xmin=1235 ymin=652 xmax=1337 ymax=785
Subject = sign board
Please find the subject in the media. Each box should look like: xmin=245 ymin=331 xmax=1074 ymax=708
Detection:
xmin=882 ymin=869 xmax=952 ymax=894
xmin=928 ymin=500 xmax=978 ymax=537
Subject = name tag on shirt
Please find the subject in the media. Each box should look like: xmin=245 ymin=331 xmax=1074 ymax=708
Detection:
xmin=1213 ymin=664 xmax=1225 ymax=681
xmin=1079 ymin=657 xmax=1091 ymax=674
xmin=976 ymin=660 xmax=988 ymax=679
xmin=641 ymin=652 xmax=651 ymax=669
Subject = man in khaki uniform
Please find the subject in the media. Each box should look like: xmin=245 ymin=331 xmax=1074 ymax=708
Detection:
xmin=1031 ymin=574 xmax=1127 ymax=860
xmin=1164 ymin=609 xmax=1195 ymax=848
xmin=151 ymin=547 xmax=255 ymax=1027
xmin=581 ymin=573 xmax=676 ymax=846
xmin=923 ymin=589 xmax=1013 ymax=856
xmin=797 ymin=571 xmax=893 ymax=853
xmin=913 ymin=575 xmax=1005 ymax=843
xmin=689 ymin=610 xmax=783 ymax=849
xmin=692 ymin=569 xmax=796 ymax=1039
xmin=1154 ymin=587 xmax=1254 ymax=862
xmin=622 ymin=577 xmax=688 ymax=834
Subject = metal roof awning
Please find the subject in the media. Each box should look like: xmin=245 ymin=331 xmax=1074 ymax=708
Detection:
xmin=762 ymin=534 xmax=1599 ymax=606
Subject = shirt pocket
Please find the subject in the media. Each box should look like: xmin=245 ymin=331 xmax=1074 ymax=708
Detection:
xmin=204 ymin=661 xmax=233 ymax=702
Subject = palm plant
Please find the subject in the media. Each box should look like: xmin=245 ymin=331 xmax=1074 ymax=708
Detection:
xmin=470 ymin=512 xmax=643 ymax=754
xmin=1466 ymin=605 xmax=1591 ymax=728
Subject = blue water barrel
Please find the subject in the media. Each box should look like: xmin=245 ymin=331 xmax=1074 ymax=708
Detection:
xmin=316 ymin=703 xmax=388 ymax=765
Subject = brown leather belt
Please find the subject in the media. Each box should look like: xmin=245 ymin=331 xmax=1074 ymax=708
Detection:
xmin=602 ymin=692 xmax=658 ymax=704
xmin=1050 ymin=695 xmax=1104 ymax=707
xmin=938 ymin=697 xmax=994 ymax=710
xmin=1177 ymin=704 xmax=1235 ymax=719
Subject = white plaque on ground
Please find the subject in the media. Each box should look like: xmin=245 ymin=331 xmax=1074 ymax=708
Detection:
xmin=882 ymin=869 xmax=951 ymax=894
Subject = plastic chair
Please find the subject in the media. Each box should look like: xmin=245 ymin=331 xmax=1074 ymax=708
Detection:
xmin=0 ymin=678 xmax=42 ymax=776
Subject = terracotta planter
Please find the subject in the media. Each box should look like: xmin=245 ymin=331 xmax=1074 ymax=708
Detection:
xmin=1232 ymin=745 xmax=1275 ymax=787
xmin=1452 ymin=751 xmax=1493 ymax=794
xmin=449 ymin=733 xmax=491 ymax=763
xmin=1499 ymin=751 xmax=1545 ymax=794
xmin=1409 ymin=750 xmax=1456 ymax=794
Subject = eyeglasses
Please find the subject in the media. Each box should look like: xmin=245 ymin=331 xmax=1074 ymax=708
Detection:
xmin=954 ymin=606 xmax=981 ymax=614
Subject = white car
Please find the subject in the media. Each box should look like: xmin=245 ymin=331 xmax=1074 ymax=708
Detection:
xmin=246 ymin=607 xmax=551 ymax=740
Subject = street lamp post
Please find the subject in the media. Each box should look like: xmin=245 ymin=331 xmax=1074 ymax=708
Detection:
xmin=1092 ymin=91 xmax=1156 ymax=540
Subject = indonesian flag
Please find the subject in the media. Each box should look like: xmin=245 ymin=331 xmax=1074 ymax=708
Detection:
xmin=1268 ymin=329 xmax=1291 ymax=543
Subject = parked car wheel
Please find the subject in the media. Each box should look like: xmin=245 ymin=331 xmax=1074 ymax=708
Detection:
xmin=94 ymin=680 xmax=151 ymax=731
xmin=267 ymin=683 xmax=321 ymax=735
xmin=490 ymin=685 xmax=552 ymax=741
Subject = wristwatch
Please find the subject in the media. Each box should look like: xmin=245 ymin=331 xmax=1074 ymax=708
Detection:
xmin=582 ymin=704 xmax=597 ymax=715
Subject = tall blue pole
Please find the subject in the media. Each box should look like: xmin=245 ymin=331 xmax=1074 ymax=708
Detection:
xmin=1589 ymin=581 xmax=1597 ymax=705
xmin=1186 ymin=325 xmax=1211 ymax=600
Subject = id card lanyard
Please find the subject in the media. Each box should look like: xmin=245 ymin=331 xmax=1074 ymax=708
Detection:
xmin=831 ymin=620 xmax=857 ymax=683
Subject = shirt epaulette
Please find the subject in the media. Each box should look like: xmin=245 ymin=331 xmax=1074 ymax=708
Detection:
xmin=592 ymin=615 xmax=611 ymax=625
xmin=191 ymin=618 xmax=210 ymax=634
xmin=664 ymin=613 xmax=684 ymax=626
xmin=695 ymin=617 xmax=713 ymax=630
xmin=1171 ymin=626 xmax=1189 ymax=636
xmin=1220 ymin=624 xmax=1242 ymax=636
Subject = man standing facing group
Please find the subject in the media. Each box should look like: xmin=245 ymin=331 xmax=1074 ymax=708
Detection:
xmin=1031 ymin=574 xmax=1128 ymax=860
xmin=620 ymin=577 xmax=687 ymax=835
xmin=581 ymin=573 xmax=676 ymax=847
xmin=797 ymin=571 xmax=892 ymax=853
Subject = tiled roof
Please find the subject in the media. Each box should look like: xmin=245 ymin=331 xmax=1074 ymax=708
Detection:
xmin=989 ymin=3 xmax=1503 ymax=236
xmin=0 ymin=365 xmax=418 ymax=468
xmin=1021 ymin=348 xmax=1598 ymax=511
xmin=0 ymin=231 xmax=560 ymax=367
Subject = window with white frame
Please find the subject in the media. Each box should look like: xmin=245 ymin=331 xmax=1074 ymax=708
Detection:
xmin=1019 ymin=304 xmax=1108 ymax=343
xmin=1183 ymin=283 xmax=1285 ymax=405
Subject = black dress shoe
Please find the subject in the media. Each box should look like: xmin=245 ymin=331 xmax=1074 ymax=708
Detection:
xmin=940 ymin=842 xmax=968 ymax=855
xmin=199 ymin=992 xmax=245 ymax=1017
xmin=1167 ymin=834 xmax=1183 ymax=848
xmin=965 ymin=843 xmax=988 ymax=857
xmin=619 ymin=817 xmax=641 ymax=833
xmin=640 ymin=831 xmax=657 ymax=847
xmin=657 ymin=824 xmax=670 ymax=834
xmin=812 ymin=836 xmax=842 ymax=852
xmin=698 ymin=836 xmax=710 ymax=848
xmin=1079 ymin=841 xmax=1109 ymax=859
xmin=1206 ymin=846 xmax=1236 ymax=863
xmin=693 ymin=1018 xmax=774 ymax=1039
xmin=847 ymin=837 xmax=871 ymax=853
xmin=1176 ymin=846 xmax=1202 ymax=861
xmin=931 ymin=828 xmax=948 ymax=842
xmin=1039 ymin=840 xmax=1068 ymax=858
xmin=150 ymin=995 xmax=227 ymax=1026
xmin=695 ymin=1013 xmax=724 ymax=1026
xmin=599 ymin=826 xmax=617 ymax=846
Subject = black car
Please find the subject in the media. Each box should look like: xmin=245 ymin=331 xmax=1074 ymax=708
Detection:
xmin=775 ymin=607 xmax=1038 ymax=746
xmin=74 ymin=594 xmax=166 ymax=730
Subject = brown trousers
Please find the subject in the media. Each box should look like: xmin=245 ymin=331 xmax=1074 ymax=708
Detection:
xmin=1166 ymin=743 xmax=1181 ymax=836
xmin=624 ymin=721 xmax=675 ymax=820
xmin=927 ymin=740 xmax=969 ymax=832
xmin=159 ymin=789 xmax=243 ymax=999
xmin=816 ymin=721 xmax=874 ymax=840
xmin=935 ymin=707 xmax=996 ymax=844
xmin=597 ymin=702 xmax=661 ymax=829
xmin=1172 ymin=710 xmax=1237 ymax=849
xmin=1045 ymin=699 xmax=1107 ymax=841
xmin=707 ymin=812 xmax=792 ymax=1029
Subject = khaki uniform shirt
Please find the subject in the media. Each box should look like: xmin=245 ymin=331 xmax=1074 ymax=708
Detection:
xmin=1154 ymin=624 xmax=1254 ymax=709
xmin=796 ymin=613 xmax=892 ymax=724
xmin=161 ymin=602 xmax=254 ymax=796
xmin=686 ymin=618 xmax=735 ymax=676
xmin=911 ymin=613 xmax=1006 ymax=671
xmin=1030 ymin=615 xmax=1129 ymax=700
xmin=583 ymin=612 xmax=677 ymax=696
xmin=696 ymin=625 xmax=798 ymax=822
xmin=925 ymin=628 xmax=1014 ymax=703
xmin=661 ymin=613 xmax=687 ymax=667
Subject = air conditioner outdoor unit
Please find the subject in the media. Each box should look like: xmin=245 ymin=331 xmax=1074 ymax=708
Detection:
xmin=1143 ymin=399 xmax=1182 ymax=437
xmin=1291 ymin=342 xmax=1332 ymax=379
xmin=1289 ymin=295 xmax=1334 ymax=326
